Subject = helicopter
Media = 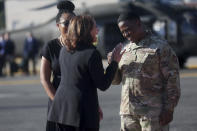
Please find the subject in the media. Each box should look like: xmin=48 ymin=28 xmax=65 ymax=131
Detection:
xmin=1 ymin=0 xmax=197 ymax=68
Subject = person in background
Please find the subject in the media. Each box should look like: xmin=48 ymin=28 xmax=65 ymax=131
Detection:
xmin=108 ymin=11 xmax=180 ymax=131
xmin=4 ymin=32 xmax=16 ymax=76
xmin=22 ymin=31 xmax=38 ymax=75
xmin=0 ymin=33 xmax=6 ymax=77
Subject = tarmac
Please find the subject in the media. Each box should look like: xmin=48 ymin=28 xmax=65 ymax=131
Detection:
xmin=1 ymin=68 xmax=197 ymax=131
xmin=1 ymin=57 xmax=197 ymax=131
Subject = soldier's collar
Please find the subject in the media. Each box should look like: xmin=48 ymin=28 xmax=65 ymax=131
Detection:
xmin=132 ymin=31 xmax=152 ymax=49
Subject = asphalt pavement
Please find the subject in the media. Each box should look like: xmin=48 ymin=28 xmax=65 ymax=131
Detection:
xmin=0 ymin=59 xmax=197 ymax=131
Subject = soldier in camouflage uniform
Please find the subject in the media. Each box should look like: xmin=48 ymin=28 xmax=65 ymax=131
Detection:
xmin=109 ymin=12 xmax=180 ymax=131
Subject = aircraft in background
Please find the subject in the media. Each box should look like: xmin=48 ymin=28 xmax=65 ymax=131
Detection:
xmin=1 ymin=0 xmax=197 ymax=68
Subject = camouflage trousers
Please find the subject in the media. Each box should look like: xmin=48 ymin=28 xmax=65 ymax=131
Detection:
xmin=120 ymin=115 xmax=169 ymax=131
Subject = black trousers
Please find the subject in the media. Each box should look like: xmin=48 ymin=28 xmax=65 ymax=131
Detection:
xmin=46 ymin=121 xmax=76 ymax=131
xmin=0 ymin=55 xmax=5 ymax=76
xmin=46 ymin=121 xmax=99 ymax=131
xmin=79 ymin=127 xmax=99 ymax=131
xmin=22 ymin=55 xmax=36 ymax=74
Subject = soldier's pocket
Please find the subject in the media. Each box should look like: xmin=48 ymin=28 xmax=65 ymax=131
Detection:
xmin=141 ymin=51 xmax=158 ymax=72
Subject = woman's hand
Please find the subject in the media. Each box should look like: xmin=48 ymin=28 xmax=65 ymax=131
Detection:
xmin=111 ymin=43 xmax=125 ymax=63
xmin=99 ymin=106 xmax=103 ymax=122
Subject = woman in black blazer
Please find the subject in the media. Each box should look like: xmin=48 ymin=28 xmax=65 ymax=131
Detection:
xmin=48 ymin=15 xmax=125 ymax=131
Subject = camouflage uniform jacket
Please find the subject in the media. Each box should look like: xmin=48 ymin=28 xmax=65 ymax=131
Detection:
xmin=113 ymin=34 xmax=180 ymax=117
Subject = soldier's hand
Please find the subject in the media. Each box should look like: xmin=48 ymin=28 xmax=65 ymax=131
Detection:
xmin=112 ymin=43 xmax=125 ymax=63
xmin=159 ymin=109 xmax=174 ymax=126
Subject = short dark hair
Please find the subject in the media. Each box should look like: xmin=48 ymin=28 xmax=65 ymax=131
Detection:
xmin=117 ymin=11 xmax=140 ymax=23
xmin=56 ymin=0 xmax=75 ymax=23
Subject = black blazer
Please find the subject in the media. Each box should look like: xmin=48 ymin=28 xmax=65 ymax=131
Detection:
xmin=48 ymin=44 xmax=118 ymax=128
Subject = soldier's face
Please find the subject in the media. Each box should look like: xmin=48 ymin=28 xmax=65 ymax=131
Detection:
xmin=118 ymin=20 xmax=140 ymax=43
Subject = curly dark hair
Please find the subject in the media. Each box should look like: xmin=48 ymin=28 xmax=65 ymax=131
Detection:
xmin=56 ymin=0 xmax=75 ymax=23
xmin=64 ymin=15 xmax=95 ymax=51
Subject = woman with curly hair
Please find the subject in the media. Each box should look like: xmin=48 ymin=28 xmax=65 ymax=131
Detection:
xmin=48 ymin=15 xmax=124 ymax=131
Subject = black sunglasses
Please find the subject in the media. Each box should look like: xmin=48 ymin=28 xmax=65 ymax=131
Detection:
xmin=59 ymin=20 xmax=70 ymax=27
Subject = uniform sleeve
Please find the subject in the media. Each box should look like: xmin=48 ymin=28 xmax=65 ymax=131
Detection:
xmin=159 ymin=44 xmax=181 ymax=111
xmin=88 ymin=50 xmax=118 ymax=91
xmin=40 ymin=43 xmax=51 ymax=63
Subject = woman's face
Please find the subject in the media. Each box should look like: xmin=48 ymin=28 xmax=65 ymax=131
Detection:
xmin=57 ymin=13 xmax=73 ymax=36
xmin=91 ymin=21 xmax=99 ymax=43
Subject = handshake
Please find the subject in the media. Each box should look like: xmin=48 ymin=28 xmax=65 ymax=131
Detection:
xmin=107 ymin=43 xmax=125 ymax=64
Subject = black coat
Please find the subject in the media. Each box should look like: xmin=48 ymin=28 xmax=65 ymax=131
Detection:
xmin=48 ymin=44 xmax=118 ymax=128
xmin=5 ymin=39 xmax=15 ymax=55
